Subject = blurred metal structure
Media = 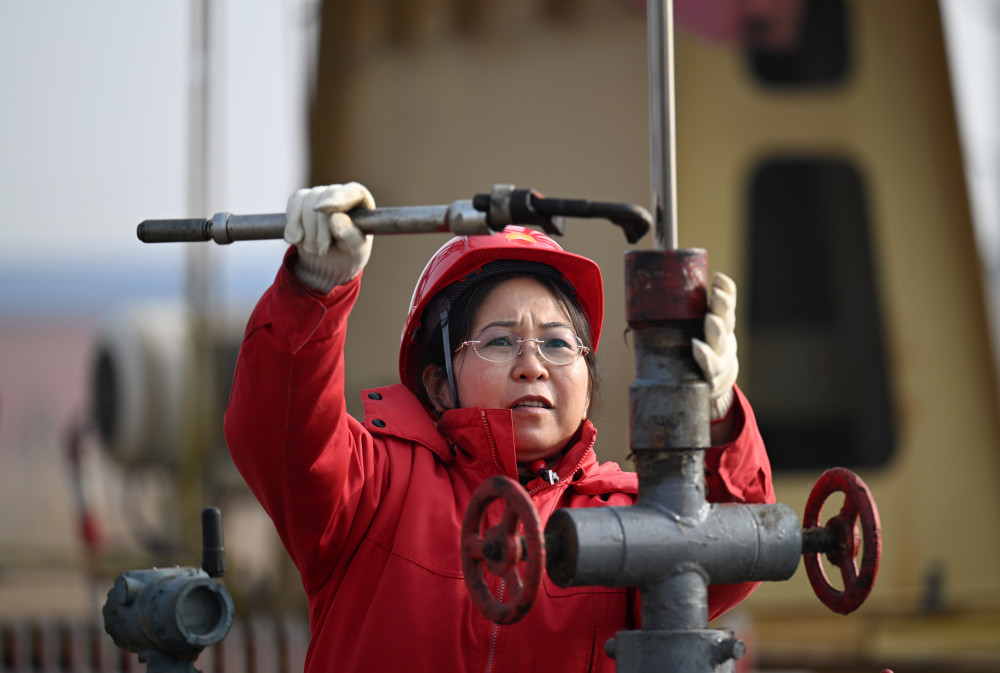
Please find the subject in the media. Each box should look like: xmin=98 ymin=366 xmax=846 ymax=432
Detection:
xmin=102 ymin=509 xmax=233 ymax=673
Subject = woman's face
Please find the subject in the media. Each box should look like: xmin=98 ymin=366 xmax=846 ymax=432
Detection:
xmin=453 ymin=276 xmax=591 ymax=462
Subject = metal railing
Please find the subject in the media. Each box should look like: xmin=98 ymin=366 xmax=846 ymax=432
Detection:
xmin=1 ymin=616 xmax=308 ymax=673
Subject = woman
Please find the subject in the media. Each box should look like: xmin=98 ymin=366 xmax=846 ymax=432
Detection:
xmin=224 ymin=183 xmax=773 ymax=672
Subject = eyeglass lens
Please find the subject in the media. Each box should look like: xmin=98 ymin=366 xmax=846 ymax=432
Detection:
xmin=469 ymin=327 xmax=585 ymax=365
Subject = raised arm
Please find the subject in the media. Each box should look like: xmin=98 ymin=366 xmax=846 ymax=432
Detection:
xmin=224 ymin=184 xmax=383 ymax=593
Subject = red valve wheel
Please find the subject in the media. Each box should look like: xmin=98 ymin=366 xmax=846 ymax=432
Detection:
xmin=461 ymin=475 xmax=544 ymax=625
xmin=803 ymin=467 xmax=882 ymax=614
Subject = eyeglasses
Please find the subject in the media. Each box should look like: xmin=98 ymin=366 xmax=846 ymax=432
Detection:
xmin=457 ymin=327 xmax=590 ymax=366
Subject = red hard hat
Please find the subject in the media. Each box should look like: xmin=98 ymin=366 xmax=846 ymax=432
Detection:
xmin=399 ymin=226 xmax=604 ymax=397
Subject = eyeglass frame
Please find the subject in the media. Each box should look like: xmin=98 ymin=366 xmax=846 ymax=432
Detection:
xmin=456 ymin=327 xmax=591 ymax=366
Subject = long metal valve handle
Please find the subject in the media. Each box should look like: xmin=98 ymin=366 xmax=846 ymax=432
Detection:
xmin=137 ymin=184 xmax=651 ymax=245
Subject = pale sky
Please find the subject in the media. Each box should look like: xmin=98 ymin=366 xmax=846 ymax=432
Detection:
xmin=0 ymin=0 xmax=313 ymax=316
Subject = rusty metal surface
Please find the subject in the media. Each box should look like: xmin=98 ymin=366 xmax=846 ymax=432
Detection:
xmin=625 ymin=248 xmax=708 ymax=324
xmin=460 ymin=476 xmax=545 ymax=625
xmin=626 ymin=248 xmax=711 ymax=453
xmin=802 ymin=467 xmax=882 ymax=615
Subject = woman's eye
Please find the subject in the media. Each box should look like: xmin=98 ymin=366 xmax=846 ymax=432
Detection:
xmin=543 ymin=335 xmax=575 ymax=350
xmin=484 ymin=335 xmax=514 ymax=348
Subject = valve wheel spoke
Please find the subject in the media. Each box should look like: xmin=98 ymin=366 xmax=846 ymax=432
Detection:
xmin=503 ymin=568 xmax=525 ymax=595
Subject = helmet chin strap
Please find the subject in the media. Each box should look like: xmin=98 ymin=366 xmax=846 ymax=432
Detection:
xmin=430 ymin=295 xmax=461 ymax=410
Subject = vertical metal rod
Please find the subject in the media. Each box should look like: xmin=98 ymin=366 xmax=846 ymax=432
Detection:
xmin=180 ymin=0 xmax=216 ymax=550
xmin=185 ymin=0 xmax=214 ymax=314
xmin=647 ymin=0 xmax=679 ymax=250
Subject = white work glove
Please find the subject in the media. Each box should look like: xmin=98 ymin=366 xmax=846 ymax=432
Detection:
xmin=692 ymin=272 xmax=738 ymax=421
xmin=284 ymin=182 xmax=375 ymax=292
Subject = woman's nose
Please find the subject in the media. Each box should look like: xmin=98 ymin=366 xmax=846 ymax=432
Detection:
xmin=513 ymin=341 xmax=549 ymax=378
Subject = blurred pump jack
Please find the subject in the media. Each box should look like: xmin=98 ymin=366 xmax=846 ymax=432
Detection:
xmin=102 ymin=508 xmax=234 ymax=673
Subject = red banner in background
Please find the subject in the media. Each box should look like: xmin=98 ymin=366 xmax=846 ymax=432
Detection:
xmin=622 ymin=0 xmax=807 ymax=51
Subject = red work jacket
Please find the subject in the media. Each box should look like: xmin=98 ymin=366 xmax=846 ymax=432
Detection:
xmin=224 ymin=258 xmax=775 ymax=673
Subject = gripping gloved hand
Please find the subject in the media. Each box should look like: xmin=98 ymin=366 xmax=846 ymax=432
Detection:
xmin=692 ymin=272 xmax=739 ymax=421
xmin=284 ymin=182 xmax=376 ymax=292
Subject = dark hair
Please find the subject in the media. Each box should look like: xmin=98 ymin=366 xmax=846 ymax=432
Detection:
xmin=418 ymin=270 xmax=601 ymax=416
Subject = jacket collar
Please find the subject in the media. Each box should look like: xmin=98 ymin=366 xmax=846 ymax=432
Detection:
xmin=437 ymin=408 xmax=599 ymax=484
xmin=360 ymin=383 xmax=599 ymax=483
xmin=360 ymin=383 xmax=450 ymax=457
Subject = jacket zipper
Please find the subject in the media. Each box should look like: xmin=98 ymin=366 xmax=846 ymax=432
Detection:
xmin=483 ymin=428 xmax=594 ymax=670
xmin=480 ymin=410 xmax=506 ymax=476
xmin=484 ymin=578 xmax=504 ymax=673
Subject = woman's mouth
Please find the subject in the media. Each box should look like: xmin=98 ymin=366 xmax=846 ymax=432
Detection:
xmin=512 ymin=399 xmax=551 ymax=410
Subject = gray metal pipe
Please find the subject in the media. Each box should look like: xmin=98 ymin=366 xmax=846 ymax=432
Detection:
xmin=644 ymin=569 xmax=709 ymax=632
xmin=612 ymin=628 xmax=746 ymax=673
xmin=630 ymin=326 xmax=712 ymax=453
xmin=545 ymin=502 xmax=802 ymax=588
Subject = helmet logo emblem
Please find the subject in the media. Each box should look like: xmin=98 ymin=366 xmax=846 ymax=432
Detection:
xmin=505 ymin=231 xmax=536 ymax=245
